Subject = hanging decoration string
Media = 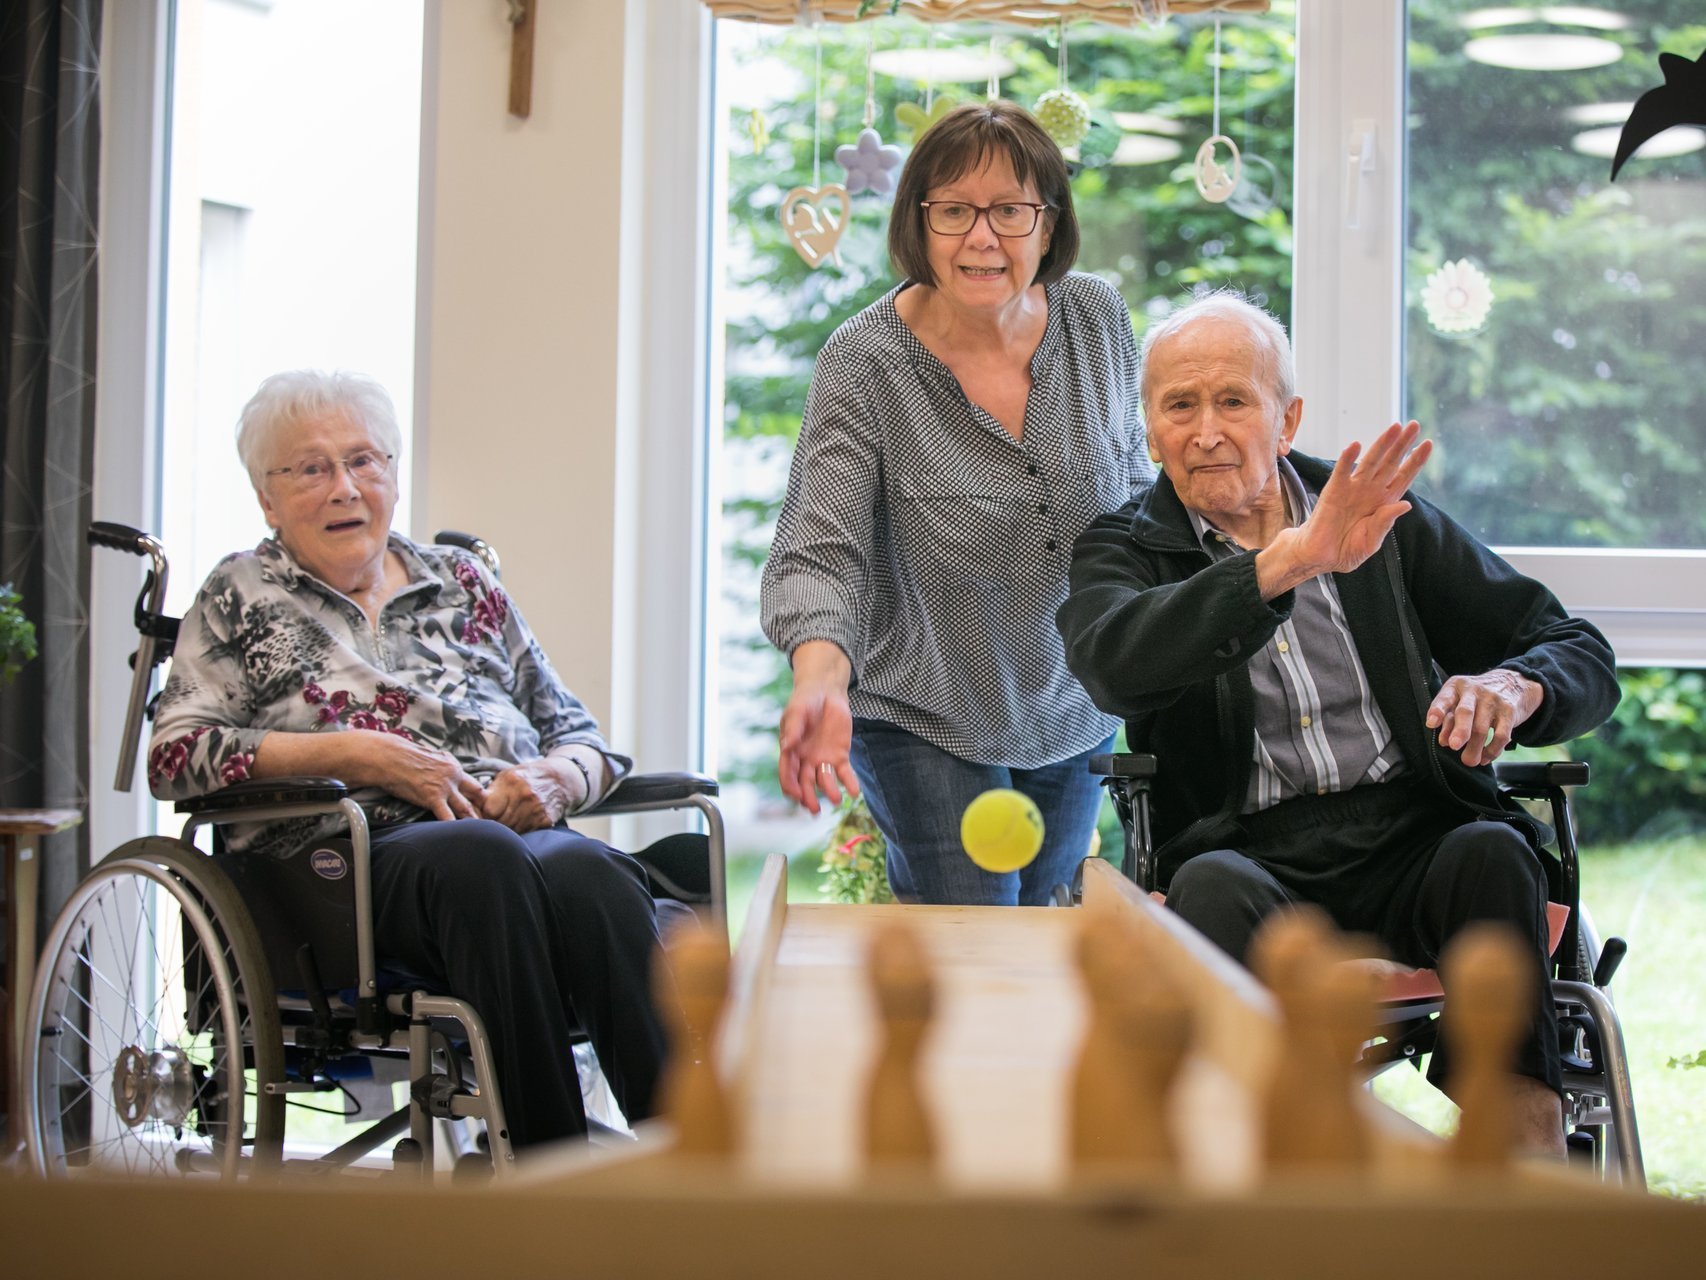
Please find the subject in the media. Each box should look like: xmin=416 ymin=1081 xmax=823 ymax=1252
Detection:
xmin=863 ymin=25 xmax=877 ymax=127
xmin=813 ymin=24 xmax=823 ymax=188
xmin=1211 ymin=17 xmax=1222 ymax=138
xmin=987 ymin=33 xmax=1000 ymax=100
xmin=925 ymin=26 xmax=935 ymax=111
xmin=1058 ymin=16 xmax=1069 ymax=88
xmin=1192 ymin=15 xmax=1240 ymax=203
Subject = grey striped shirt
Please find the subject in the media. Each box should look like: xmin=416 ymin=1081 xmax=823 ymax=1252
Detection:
xmin=760 ymin=273 xmax=1150 ymax=767
xmin=1190 ymin=460 xmax=1406 ymax=812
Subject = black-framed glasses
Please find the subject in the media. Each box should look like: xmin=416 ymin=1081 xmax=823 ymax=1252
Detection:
xmin=264 ymin=450 xmax=394 ymax=494
xmin=919 ymin=200 xmax=1052 ymax=238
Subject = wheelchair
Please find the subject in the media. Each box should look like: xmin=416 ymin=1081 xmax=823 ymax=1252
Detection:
xmin=1089 ymin=750 xmax=1645 ymax=1185
xmin=20 ymin=522 xmax=725 ymax=1180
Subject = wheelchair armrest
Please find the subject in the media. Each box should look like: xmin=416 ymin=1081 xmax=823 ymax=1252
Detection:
xmin=1493 ymin=760 xmax=1590 ymax=790
xmin=583 ymin=771 xmax=720 ymax=816
xmin=1089 ymin=753 xmax=1158 ymax=779
xmin=175 ymin=776 xmax=351 ymax=814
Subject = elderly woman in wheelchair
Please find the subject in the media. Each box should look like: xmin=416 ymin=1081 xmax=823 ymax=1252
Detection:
xmin=1058 ymin=293 xmax=1622 ymax=1162
xmin=29 ymin=369 xmax=683 ymax=1176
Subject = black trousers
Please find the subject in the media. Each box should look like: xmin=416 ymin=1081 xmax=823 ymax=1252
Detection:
xmin=1165 ymin=779 xmax=1561 ymax=1093
xmin=367 ymin=819 xmax=666 ymax=1147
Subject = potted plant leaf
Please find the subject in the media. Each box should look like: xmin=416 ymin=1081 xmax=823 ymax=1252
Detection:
xmin=0 ymin=583 xmax=37 ymax=686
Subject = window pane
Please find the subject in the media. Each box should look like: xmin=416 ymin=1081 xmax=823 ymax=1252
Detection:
xmin=160 ymin=0 xmax=424 ymax=613
xmin=1406 ymin=1 xmax=1706 ymax=550
xmin=712 ymin=9 xmax=1296 ymax=886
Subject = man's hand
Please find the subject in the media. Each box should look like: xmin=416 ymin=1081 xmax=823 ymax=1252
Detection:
xmin=1427 ymin=669 xmax=1544 ymax=767
xmin=1258 ymin=421 xmax=1433 ymax=600
xmin=353 ymin=731 xmax=487 ymax=821
xmin=484 ymin=757 xmax=583 ymax=833
xmin=778 ymin=641 xmax=860 ymax=816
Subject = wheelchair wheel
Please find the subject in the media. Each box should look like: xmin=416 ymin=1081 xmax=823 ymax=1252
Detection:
xmin=24 ymin=837 xmax=286 ymax=1178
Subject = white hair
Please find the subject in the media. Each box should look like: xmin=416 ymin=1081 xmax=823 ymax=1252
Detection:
xmin=1138 ymin=289 xmax=1297 ymax=411
xmin=235 ymin=370 xmax=402 ymax=488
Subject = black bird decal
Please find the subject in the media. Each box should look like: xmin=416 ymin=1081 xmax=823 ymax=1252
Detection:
xmin=1611 ymin=49 xmax=1706 ymax=182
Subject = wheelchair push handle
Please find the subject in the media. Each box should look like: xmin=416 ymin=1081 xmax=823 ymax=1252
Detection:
xmin=434 ymin=529 xmax=501 ymax=579
xmin=88 ymin=521 xmax=174 ymax=793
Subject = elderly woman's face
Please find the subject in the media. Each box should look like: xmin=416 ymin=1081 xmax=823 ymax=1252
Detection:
xmin=921 ymin=151 xmax=1052 ymax=312
xmin=256 ymin=410 xmax=398 ymax=590
xmin=1145 ymin=317 xmax=1302 ymax=528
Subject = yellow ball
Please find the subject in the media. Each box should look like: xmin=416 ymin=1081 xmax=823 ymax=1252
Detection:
xmin=960 ymin=789 xmax=1045 ymax=874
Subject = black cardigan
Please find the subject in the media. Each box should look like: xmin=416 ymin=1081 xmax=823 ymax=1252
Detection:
xmin=1056 ymin=452 xmax=1619 ymax=887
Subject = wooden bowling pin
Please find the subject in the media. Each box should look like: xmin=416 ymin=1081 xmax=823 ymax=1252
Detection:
xmin=655 ymin=925 xmax=736 ymax=1157
xmin=863 ymin=920 xmax=937 ymax=1166
xmin=1440 ymin=922 xmax=1534 ymax=1170
xmin=1070 ymin=909 xmax=1191 ymax=1175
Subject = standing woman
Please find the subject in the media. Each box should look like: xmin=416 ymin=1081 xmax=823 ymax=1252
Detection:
xmin=761 ymin=101 xmax=1152 ymax=905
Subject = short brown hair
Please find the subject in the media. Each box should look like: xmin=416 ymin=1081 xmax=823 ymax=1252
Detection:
xmin=888 ymin=100 xmax=1079 ymax=289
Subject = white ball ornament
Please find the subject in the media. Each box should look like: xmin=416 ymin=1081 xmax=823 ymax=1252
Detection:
xmin=1034 ymin=89 xmax=1091 ymax=150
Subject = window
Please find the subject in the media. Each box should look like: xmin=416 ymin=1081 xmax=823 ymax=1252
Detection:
xmin=1302 ymin=0 xmax=1706 ymax=665
xmin=709 ymin=7 xmax=1298 ymax=874
xmin=157 ymin=0 xmax=425 ymax=615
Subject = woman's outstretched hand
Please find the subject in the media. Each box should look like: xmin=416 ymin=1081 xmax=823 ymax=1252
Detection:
xmin=778 ymin=640 xmax=861 ymax=816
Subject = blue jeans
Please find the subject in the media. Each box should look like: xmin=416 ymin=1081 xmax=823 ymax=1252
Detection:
xmin=850 ymin=718 xmax=1113 ymax=906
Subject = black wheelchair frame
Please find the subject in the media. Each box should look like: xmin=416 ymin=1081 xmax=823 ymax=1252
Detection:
xmin=1089 ymin=750 xmax=1645 ymax=1185
xmin=21 ymin=522 xmax=724 ymax=1181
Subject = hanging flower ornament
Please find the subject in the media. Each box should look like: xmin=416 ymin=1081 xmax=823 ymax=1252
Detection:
xmin=836 ymin=31 xmax=902 ymax=198
xmin=896 ymin=95 xmax=956 ymax=144
xmin=1422 ymin=259 xmax=1495 ymax=335
xmin=1035 ymin=21 xmax=1091 ymax=150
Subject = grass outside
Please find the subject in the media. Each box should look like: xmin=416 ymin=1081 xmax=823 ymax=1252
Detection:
xmin=730 ymin=837 xmax=1706 ymax=1201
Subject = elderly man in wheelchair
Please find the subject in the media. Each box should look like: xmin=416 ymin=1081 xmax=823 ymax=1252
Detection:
xmin=1056 ymin=292 xmax=1622 ymax=1163
xmin=27 ymin=369 xmax=720 ymax=1178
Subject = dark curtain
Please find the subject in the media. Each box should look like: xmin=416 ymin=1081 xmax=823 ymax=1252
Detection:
xmin=0 ymin=0 xmax=102 ymax=917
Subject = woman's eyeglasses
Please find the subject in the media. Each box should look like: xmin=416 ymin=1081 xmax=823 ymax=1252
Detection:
xmin=264 ymin=450 xmax=394 ymax=494
xmin=919 ymin=201 xmax=1052 ymax=238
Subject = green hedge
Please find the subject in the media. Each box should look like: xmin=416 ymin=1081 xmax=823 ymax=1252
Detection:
xmin=1569 ymin=668 xmax=1706 ymax=844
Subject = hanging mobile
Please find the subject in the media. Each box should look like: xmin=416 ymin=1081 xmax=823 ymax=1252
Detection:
xmin=1035 ymin=19 xmax=1091 ymax=150
xmin=1194 ymin=19 xmax=1241 ymax=204
xmin=782 ymin=25 xmax=849 ymax=270
xmin=836 ymin=28 xmax=904 ymax=198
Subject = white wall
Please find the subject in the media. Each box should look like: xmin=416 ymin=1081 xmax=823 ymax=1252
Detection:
xmin=415 ymin=0 xmax=709 ymax=828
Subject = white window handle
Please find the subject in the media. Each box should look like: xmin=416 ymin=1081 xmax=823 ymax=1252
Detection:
xmin=1345 ymin=120 xmax=1376 ymax=231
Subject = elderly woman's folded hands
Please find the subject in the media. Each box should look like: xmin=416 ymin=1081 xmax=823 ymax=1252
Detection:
xmin=349 ymin=731 xmax=488 ymax=822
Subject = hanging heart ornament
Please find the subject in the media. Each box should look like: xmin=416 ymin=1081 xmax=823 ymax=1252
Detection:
xmin=781 ymin=183 xmax=850 ymax=269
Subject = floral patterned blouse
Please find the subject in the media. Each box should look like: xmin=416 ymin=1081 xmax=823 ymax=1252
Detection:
xmin=148 ymin=534 xmax=630 ymax=856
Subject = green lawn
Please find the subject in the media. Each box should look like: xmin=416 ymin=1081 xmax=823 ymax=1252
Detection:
xmin=731 ymin=839 xmax=1706 ymax=1200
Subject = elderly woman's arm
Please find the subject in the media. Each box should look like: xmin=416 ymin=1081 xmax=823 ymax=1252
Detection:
xmin=148 ymin=574 xmax=486 ymax=821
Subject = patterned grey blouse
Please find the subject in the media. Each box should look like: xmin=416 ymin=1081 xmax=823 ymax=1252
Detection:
xmin=760 ymin=272 xmax=1152 ymax=767
xmin=148 ymin=534 xmax=630 ymax=855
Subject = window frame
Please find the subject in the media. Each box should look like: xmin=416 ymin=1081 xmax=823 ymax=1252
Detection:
xmin=1295 ymin=0 xmax=1706 ymax=667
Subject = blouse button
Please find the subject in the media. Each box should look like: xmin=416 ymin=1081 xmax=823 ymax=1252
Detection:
xmin=1300 ymin=715 xmax=1312 ymax=728
xmin=1277 ymin=640 xmax=1290 ymax=653
xmin=1027 ymin=464 xmax=1038 ymax=476
xmin=1045 ymin=539 xmax=1058 ymax=552
xmin=1037 ymin=501 xmax=1049 ymax=513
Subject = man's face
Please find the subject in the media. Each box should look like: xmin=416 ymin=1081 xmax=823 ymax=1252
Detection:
xmin=1144 ymin=316 xmax=1302 ymax=529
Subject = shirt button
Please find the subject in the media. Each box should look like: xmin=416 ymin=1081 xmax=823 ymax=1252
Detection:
xmin=1317 ymin=787 xmax=1327 ymax=796
xmin=1037 ymin=501 xmax=1049 ymax=513
xmin=1300 ymin=715 xmax=1312 ymax=728
xmin=1027 ymin=464 xmax=1038 ymax=475
xmin=1216 ymin=534 xmax=1229 ymax=543
xmin=1045 ymin=539 xmax=1057 ymax=551
xmin=1277 ymin=640 xmax=1290 ymax=653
